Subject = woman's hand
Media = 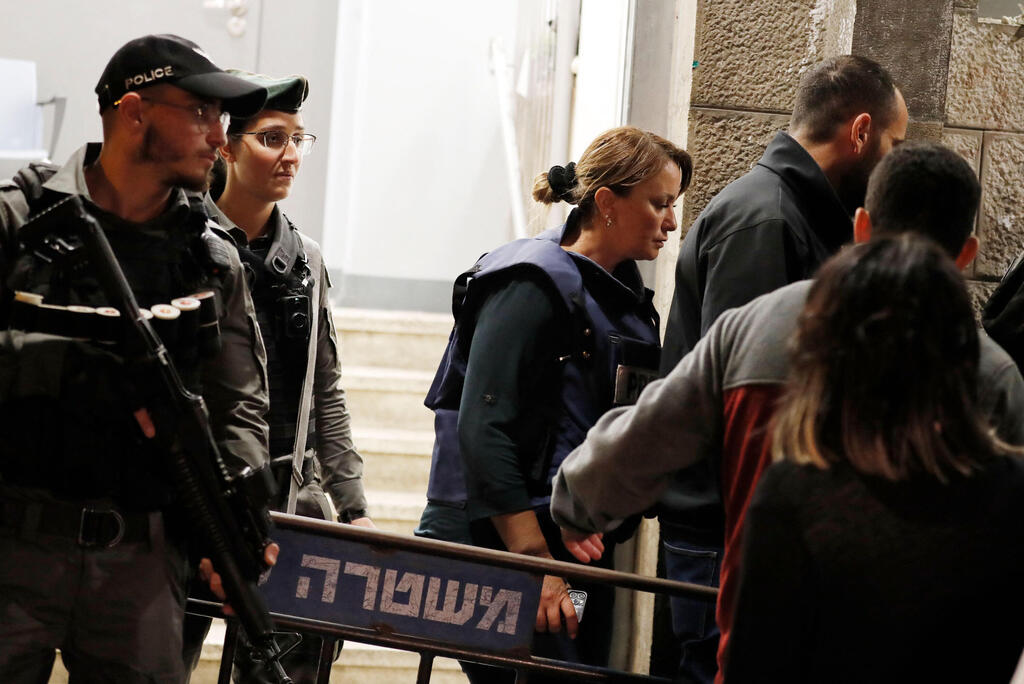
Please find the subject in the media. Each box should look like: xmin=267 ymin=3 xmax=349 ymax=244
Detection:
xmin=537 ymin=574 xmax=579 ymax=638
xmin=491 ymin=509 xmax=584 ymax=638
xmin=561 ymin=528 xmax=605 ymax=564
xmin=349 ymin=516 xmax=375 ymax=528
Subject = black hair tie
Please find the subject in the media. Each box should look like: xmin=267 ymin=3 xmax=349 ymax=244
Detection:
xmin=548 ymin=162 xmax=578 ymax=202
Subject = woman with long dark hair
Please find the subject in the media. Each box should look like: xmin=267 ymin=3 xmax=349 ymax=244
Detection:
xmin=725 ymin=235 xmax=1024 ymax=682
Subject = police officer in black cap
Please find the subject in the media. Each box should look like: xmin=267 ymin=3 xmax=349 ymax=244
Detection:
xmin=182 ymin=70 xmax=372 ymax=682
xmin=0 ymin=34 xmax=271 ymax=682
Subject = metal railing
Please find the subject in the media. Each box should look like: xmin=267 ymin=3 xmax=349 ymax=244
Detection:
xmin=187 ymin=512 xmax=717 ymax=683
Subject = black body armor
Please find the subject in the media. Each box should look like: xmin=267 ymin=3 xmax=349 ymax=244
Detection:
xmin=0 ymin=176 xmax=230 ymax=507
xmin=236 ymin=214 xmax=316 ymax=458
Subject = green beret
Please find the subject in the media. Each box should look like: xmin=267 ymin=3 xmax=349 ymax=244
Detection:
xmin=225 ymin=69 xmax=308 ymax=113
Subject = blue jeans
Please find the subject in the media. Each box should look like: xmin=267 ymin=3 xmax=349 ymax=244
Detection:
xmin=662 ymin=534 xmax=722 ymax=684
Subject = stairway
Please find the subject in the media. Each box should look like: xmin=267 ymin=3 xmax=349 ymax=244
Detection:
xmin=212 ymin=307 xmax=466 ymax=682
xmin=337 ymin=307 xmax=449 ymax=534
xmin=311 ymin=307 xmax=470 ymax=681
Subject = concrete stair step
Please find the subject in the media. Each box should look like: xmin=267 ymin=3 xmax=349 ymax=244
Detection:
xmin=50 ymin=623 xmax=471 ymax=684
xmin=335 ymin=307 xmax=452 ymax=372
xmin=342 ymin=366 xmax=435 ymax=434
xmin=366 ymin=490 xmax=428 ymax=536
xmin=356 ymin=428 xmax=434 ymax=494
xmin=333 ymin=643 xmax=468 ymax=684
xmin=185 ymin=622 xmax=469 ymax=683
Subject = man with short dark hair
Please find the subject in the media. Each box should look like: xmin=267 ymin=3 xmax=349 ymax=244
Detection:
xmin=651 ymin=54 xmax=908 ymax=683
xmin=663 ymin=54 xmax=907 ymax=384
xmin=551 ymin=142 xmax=1021 ymax=683
xmin=0 ymin=35 xmax=270 ymax=682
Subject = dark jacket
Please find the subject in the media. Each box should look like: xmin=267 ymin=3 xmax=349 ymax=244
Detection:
xmin=0 ymin=144 xmax=270 ymax=505
xmin=417 ymin=215 xmax=659 ymax=548
xmin=657 ymin=131 xmax=851 ymax=531
xmin=726 ymin=458 xmax=1024 ymax=684
xmin=423 ymin=219 xmax=660 ymax=519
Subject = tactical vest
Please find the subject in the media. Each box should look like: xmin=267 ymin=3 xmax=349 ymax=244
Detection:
xmin=0 ymin=170 xmax=231 ymax=507
xmin=235 ymin=213 xmax=316 ymax=458
xmin=424 ymin=225 xmax=661 ymax=509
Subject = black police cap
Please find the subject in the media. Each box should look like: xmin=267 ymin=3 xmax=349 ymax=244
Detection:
xmin=95 ymin=34 xmax=267 ymax=118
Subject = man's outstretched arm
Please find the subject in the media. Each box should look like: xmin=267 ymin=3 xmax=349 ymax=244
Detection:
xmin=551 ymin=309 xmax=734 ymax=543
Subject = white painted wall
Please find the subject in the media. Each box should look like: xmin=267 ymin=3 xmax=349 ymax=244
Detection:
xmin=979 ymin=0 xmax=1023 ymax=18
xmin=570 ymin=0 xmax=633 ymax=160
xmin=0 ymin=1 xmax=260 ymax=167
xmin=0 ymin=1 xmax=554 ymax=310
xmin=0 ymin=0 xmax=336 ymax=245
xmin=256 ymin=0 xmax=340 ymax=247
xmin=322 ymin=0 xmax=520 ymax=288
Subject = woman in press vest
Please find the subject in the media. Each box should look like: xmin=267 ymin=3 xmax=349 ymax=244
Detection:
xmin=416 ymin=126 xmax=692 ymax=681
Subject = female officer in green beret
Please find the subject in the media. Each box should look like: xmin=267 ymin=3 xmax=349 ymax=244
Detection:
xmin=183 ymin=71 xmax=372 ymax=682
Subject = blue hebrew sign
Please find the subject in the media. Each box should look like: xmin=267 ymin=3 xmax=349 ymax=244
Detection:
xmin=259 ymin=527 xmax=543 ymax=653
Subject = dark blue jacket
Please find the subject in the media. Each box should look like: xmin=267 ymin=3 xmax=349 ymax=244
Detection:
xmin=424 ymin=219 xmax=660 ymax=517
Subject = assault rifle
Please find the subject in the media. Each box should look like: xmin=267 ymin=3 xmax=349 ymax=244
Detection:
xmin=22 ymin=195 xmax=293 ymax=682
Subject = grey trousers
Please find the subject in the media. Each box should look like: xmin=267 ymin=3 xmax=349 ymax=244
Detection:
xmin=0 ymin=490 xmax=188 ymax=684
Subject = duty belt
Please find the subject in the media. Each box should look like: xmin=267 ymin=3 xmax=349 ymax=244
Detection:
xmin=0 ymin=497 xmax=153 ymax=548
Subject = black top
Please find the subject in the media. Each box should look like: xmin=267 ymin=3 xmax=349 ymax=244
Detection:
xmin=459 ymin=278 xmax=561 ymax=519
xmin=663 ymin=132 xmax=850 ymax=367
xmin=725 ymin=458 xmax=1024 ymax=684
xmin=460 ymin=247 xmax=650 ymax=522
xmin=657 ymin=131 xmax=852 ymax=531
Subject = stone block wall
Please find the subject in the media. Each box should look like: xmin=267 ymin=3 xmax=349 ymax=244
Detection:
xmin=947 ymin=3 xmax=1024 ymax=283
xmin=665 ymin=0 xmax=1024 ymax=313
xmin=680 ymin=0 xmax=857 ymax=228
xmin=681 ymin=110 xmax=790 ymax=227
